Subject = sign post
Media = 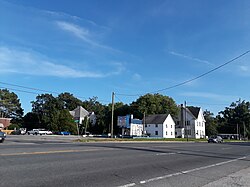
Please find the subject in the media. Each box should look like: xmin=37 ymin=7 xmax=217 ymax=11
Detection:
xmin=74 ymin=120 xmax=80 ymax=138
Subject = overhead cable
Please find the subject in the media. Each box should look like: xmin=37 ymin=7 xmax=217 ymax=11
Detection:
xmin=116 ymin=50 xmax=250 ymax=96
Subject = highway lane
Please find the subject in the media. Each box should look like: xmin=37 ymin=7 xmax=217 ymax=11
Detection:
xmin=0 ymin=137 xmax=250 ymax=187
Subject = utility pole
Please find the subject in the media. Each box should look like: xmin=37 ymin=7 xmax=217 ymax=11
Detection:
xmin=143 ymin=111 xmax=146 ymax=135
xmin=243 ymin=122 xmax=246 ymax=140
xmin=237 ymin=123 xmax=239 ymax=140
xmin=185 ymin=101 xmax=188 ymax=142
xmin=76 ymin=121 xmax=80 ymax=139
xmin=111 ymin=92 xmax=115 ymax=138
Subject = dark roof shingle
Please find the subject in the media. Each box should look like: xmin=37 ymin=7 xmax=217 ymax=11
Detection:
xmin=187 ymin=106 xmax=200 ymax=118
xmin=144 ymin=114 xmax=169 ymax=124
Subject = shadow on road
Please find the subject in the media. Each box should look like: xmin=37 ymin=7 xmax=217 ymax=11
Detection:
xmin=72 ymin=142 xmax=250 ymax=162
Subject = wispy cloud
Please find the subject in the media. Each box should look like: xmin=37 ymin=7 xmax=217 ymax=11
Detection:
xmin=239 ymin=65 xmax=249 ymax=72
xmin=180 ymin=91 xmax=237 ymax=102
xmin=105 ymin=62 xmax=126 ymax=76
xmin=56 ymin=21 xmax=120 ymax=53
xmin=42 ymin=10 xmax=110 ymax=30
xmin=0 ymin=46 xmax=124 ymax=78
xmin=132 ymin=73 xmax=142 ymax=81
xmin=234 ymin=65 xmax=250 ymax=77
xmin=56 ymin=21 xmax=91 ymax=43
xmin=169 ymin=51 xmax=213 ymax=65
xmin=42 ymin=10 xmax=81 ymax=21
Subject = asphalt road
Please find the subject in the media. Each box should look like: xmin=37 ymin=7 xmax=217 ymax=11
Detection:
xmin=1 ymin=136 xmax=250 ymax=187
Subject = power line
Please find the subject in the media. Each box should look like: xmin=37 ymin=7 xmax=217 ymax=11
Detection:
xmin=0 ymin=81 xmax=91 ymax=100
xmin=0 ymin=86 xmax=41 ymax=95
xmin=0 ymin=84 xmax=110 ymax=103
xmin=0 ymin=81 xmax=59 ymax=95
xmin=0 ymin=81 xmax=112 ymax=102
xmin=114 ymin=95 xmax=123 ymax=103
xmin=187 ymin=101 xmax=229 ymax=106
xmin=116 ymin=50 xmax=250 ymax=96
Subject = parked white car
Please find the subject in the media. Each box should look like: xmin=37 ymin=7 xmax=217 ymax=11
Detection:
xmin=27 ymin=129 xmax=52 ymax=135
xmin=20 ymin=128 xmax=27 ymax=135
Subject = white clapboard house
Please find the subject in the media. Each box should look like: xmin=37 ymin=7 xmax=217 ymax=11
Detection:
xmin=144 ymin=114 xmax=175 ymax=138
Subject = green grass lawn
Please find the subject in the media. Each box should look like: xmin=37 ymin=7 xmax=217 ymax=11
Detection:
xmin=76 ymin=137 xmax=250 ymax=143
xmin=76 ymin=137 xmax=209 ymax=142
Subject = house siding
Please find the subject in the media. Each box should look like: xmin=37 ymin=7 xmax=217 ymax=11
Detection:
xmin=194 ymin=109 xmax=206 ymax=139
xmin=145 ymin=114 xmax=175 ymax=138
xmin=175 ymin=106 xmax=206 ymax=139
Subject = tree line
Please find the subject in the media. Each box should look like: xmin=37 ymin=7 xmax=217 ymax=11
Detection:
xmin=1 ymin=88 xmax=250 ymax=138
xmin=205 ymin=99 xmax=250 ymax=138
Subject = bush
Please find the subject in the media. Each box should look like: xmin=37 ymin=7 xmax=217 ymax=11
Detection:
xmin=7 ymin=124 xmax=21 ymax=130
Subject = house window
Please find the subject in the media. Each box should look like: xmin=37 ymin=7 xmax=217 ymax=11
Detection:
xmin=185 ymin=129 xmax=191 ymax=135
xmin=175 ymin=132 xmax=177 ymax=135
xmin=155 ymin=131 xmax=158 ymax=135
xmin=166 ymin=131 xmax=168 ymax=135
xmin=187 ymin=121 xmax=190 ymax=126
xmin=145 ymin=124 xmax=147 ymax=127
xmin=155 ymin=124 xmax=158 ymax=128
xmin=166 ymin=124 xmax=168 ymax=128
xmin=171 ymin=125 xmax=172 ymax=128
xmin=171 ymin=132 xmax=173 ymax=135
xmin=197 ymin=130 xmax=199 ymax=135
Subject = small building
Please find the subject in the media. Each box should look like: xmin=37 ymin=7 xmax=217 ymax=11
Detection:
xmin=175 ymin=105 xmax=206 ymax=139
xmin=117 ymin=114 xmax=143 ymax=137
xmin=144 ymin=114 xmax=175 ymax=138
xmin=0 ymin=118 xmax=12 ymax=129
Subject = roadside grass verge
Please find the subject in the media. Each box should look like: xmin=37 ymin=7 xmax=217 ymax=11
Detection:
xmin=76 ymin=137 xmax=209 ymax=143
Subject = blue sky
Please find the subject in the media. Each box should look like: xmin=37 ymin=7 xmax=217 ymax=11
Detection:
xmin=1 ymin=0 xmax=250 ymax=115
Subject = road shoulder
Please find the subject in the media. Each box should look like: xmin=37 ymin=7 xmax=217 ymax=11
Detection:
xmin=203 ymin=166 xmax=250 ymax=187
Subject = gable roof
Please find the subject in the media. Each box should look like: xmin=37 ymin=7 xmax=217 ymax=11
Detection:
xmin=144 ymin=114 xmax=169 ymax=124
xmin=187 ymin=106 xmax=200 ymax=118
xmin=70 ymin=106 xmax=89 ymax=118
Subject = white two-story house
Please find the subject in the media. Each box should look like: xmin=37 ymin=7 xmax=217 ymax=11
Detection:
xmin=144 ymin=114 xmax=175 ymax=138
xmin=175 ymin=105 xmax=206 ymax=139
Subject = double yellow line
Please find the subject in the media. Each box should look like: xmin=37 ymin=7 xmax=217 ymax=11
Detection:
xmin=0 ymin=148 xmax=111 ymax=156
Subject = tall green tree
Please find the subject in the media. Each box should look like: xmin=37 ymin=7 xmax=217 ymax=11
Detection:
xmin=204 ymin=110 xmax=218 ymax=136
xmin=31 ymin=94 xmax=76 ymax=133
xmin=57 ymin=92 xmax=82 ymax=111
xmin=22 ymin=112 xmax=41 ymax=130
xmin=217 ymin=99 xmax=250 ymax=137
xmin=0 ymin=89 xmax=23 ymax=124
xmin=31 ymin=94 xmax=60 ymax=129
xmin=58 ymin=109 xmax=77 ymax=134
xmin=131 ymin=93 xmax=179 ymax=118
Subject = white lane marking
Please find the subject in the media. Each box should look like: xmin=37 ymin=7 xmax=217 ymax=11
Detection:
xmin=139 ymin=156 xmax=246 ymax=184
xmin=156 ymin=152 xmax=177 ymax=156
xmin=222 ymin=147 xmax=232 ymax=150
xmin=2 ymin=142 xmax=36 ymax=145
xmin=140 ymin=172 xmax=181 ymax=184
xmin=117 ymin=183 xmax=136 ymax=187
